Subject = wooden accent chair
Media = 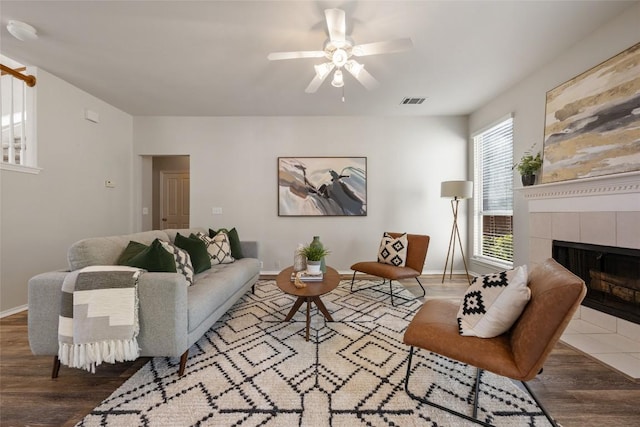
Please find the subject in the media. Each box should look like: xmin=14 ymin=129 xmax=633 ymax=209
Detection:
xmin=403 ymin=258 xmax=586 ymax=426
xmin=350 ymin=233 xmax=430 ymax=306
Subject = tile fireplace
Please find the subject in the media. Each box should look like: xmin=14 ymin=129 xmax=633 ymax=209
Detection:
xmin=522 ymin=171 xmax=640 ymax=379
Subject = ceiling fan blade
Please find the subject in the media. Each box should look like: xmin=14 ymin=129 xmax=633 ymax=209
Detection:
xmin=267 ymin=51 xmax=326 ymax=61
xmin=305 ymin=62 xmax=334 ymax=93
xmin=352 ymin=38 xmax=413 ymax=56
xmin=345 ymin=62 xmax=379 ymax=90
xmin=305 ymin=74 xmax=328 ymax=93
xmin=325 ymin=8 xmax=346 ymax=43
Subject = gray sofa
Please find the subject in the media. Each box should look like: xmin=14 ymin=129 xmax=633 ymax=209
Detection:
xmin=28 ymin=227 xmax=260 ymax=376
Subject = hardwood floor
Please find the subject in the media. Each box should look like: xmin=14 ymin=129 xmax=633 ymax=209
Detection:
xmin=1 ymin=277 xmax=639 ymax=426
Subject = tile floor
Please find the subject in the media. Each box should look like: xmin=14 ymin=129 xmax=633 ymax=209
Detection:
xmin=562 ymin=306 xmax=640 ymax=380
xmin=403 ymin=276 xmax=640 ymax=380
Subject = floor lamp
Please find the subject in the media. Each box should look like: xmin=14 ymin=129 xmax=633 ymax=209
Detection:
xmin=441 ymin=180 xmax=473 ymax=285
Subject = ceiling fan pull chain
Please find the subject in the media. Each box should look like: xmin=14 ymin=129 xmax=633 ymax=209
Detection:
xmin=342 ymin=86 xmax=345 ymax=103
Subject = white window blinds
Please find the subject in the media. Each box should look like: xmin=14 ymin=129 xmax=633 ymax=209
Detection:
xmin=473 ymin=117 xmax=514 ymax=265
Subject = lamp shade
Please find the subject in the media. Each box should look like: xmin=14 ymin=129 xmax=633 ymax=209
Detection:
xmin=441 ymin=180 xmax=473 ymax=199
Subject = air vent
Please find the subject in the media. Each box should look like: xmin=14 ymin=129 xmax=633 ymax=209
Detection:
xmin=400 ymin=97 xmax=426 ymax=105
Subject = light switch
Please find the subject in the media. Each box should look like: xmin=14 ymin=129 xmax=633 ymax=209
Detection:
xmin=142 ymin=207 xmax=149 ymax=215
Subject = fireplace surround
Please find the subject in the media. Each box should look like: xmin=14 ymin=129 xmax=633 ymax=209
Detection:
xmin=552 ymin=240 xmax=639 ymax=325
xmin=522 ymin=171 xmax=640 ymax=379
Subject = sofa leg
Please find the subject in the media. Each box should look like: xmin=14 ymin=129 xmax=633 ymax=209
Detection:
xmin=178 ymin=350 xmax=189 ymax=376
xmin=51 ymin=355 xmax=61 ymax=379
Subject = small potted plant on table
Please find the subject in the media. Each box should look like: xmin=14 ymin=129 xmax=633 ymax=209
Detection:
xmin=300 ymin=245 xmax=330 ymax=274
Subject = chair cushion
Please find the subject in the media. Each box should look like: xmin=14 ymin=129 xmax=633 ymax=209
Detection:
xmin=351 ymin=261 xmax=420 ymax=280
xmin=457 ymin=265 xmax=530 ymax=338
xmin=403 ymin=299 xmax=523 ymax=379
xmin=377 ymin=232 xmax=408 ymax=267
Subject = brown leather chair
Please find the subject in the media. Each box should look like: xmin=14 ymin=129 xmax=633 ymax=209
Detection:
xmin=350 ymin=232 xmax=430 ymax=306
xmin=403 ymin=258 xmax=586 ymax=426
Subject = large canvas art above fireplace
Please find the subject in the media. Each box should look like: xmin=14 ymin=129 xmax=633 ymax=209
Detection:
xmin=542 ymin=42 xmax=640 ymax=183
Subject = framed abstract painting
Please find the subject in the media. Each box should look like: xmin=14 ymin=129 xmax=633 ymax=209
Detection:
xmin=542 ymin=42 xmax=640 ymax=183
xmin=278 ymin=157 xmax=367 ymax=216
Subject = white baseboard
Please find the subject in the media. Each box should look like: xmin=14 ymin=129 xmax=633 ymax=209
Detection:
xmin=1 ymin=304 xmax=27 ymax=318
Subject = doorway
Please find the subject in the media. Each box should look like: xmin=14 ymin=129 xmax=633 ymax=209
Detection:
xmin=149 ymin=155 xmax=190 ymax=230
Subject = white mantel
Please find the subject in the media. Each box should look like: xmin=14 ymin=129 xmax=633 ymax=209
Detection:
xmin=520 ymin=171 xmax=640 ymax=213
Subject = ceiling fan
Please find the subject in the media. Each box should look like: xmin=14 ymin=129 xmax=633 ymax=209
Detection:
xmin=267 ymin=8 xmax=413 ymax=94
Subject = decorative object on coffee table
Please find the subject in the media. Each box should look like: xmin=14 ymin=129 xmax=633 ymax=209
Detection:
xmin=299 ymin=241 xmax=330 ymax=275
xmin=293 ymin=243 xmax=306 ymax=272
xmin=276 ymin=266 xmax=340 ymax=341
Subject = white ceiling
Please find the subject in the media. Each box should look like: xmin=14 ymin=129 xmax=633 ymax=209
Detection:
xmin=1 ymin=1 xmax=636 ymax=116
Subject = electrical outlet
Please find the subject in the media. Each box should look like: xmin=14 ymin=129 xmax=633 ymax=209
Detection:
xmin=212 ymin=207 xmax=223 ymax=215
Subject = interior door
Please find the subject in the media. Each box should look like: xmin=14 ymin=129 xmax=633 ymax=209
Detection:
xmin=160 ymin=171 xmax=190 ymax=229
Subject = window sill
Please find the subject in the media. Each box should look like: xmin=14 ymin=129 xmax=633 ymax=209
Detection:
xmin=471 ymin=256 xmax=513 ymax=271
xmin=0 ymin=163 xmax=42 ymax=174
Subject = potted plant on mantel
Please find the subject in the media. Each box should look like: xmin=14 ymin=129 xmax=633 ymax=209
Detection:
xmin=515 ymin=152 xmax=542 ymax=186
xmin=300 ymin=245 xmax=330 ymax=274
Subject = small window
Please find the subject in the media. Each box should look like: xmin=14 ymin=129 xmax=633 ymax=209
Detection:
xmin=1 ymin=55 xmax=38 ymax=173
xmin=472 ymin=116 xmax=514 ymax=267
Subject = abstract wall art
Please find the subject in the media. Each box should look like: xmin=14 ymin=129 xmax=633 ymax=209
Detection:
xmin=542 ymin=42 xmax=640 ymax=183
xmin=278 ymin=157 xmax=367 ymax=216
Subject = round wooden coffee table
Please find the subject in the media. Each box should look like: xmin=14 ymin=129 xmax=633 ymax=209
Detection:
xmin=276 ymin=266 xmax=340 ymax=341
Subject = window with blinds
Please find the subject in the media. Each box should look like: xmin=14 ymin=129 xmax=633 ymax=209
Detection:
xmin=473 ymin=116 xmax=513 ymax=266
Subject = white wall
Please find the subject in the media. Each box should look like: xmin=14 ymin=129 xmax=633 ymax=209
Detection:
xmin=468 ymin=3 xmax=640 ymax=274
xmin=0 ymin=69 xmax=133 ymax=314
xmin=133 ymin=116 xmax=469 ymax=273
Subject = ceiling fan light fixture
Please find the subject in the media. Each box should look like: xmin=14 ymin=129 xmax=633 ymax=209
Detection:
xmin=7 ymin=20 xmax=38 ymax=41
xmin=345 ymin=60 xmax=364 ymax=77
xmin=332 ymin=48 xmax=349 ymax=67
xmin=331 ymin=69 xmax=344 ymax=88
xmin=314 ymin=63 xmax=335 ymax=79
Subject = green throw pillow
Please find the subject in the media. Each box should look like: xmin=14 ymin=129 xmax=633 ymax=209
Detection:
xmin=175 ymin=233 xmax=211 ymax=274
xmin=209 ymin=227 xmax=244 ymax=259
xmin=122 ymin=238 xmax=177 ymax=272
xmin=116 ymin=241 xmax=148 ymax=265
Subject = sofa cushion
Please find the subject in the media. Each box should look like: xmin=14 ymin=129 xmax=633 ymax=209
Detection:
xmin=68 ymin=230 xmax=170 ymax=271
xmin=187 ymin=258 xmax=260 ymax=331
xmin=210 ymin=227 xmax=244 ymax=259
xmin=456 ymin=265 xmax=530 ymax=338
xmin=116 ymin=241 xmax=148 ymax=265
xmin=196 ymin=232 xmax=234 ymax=265
xmin=174 ymin=233 xmax=211 ymax=274
xmin=159 ymin=241 xmax=194 ymax=285
xmin=377 ymin=232 xmax=408 ymax=267
xmin=122 ymin=239 xmax=177 ymax=273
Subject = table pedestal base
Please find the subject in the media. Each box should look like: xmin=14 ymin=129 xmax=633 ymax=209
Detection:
xmin=284 ymin=296 xmax=334 ymax=341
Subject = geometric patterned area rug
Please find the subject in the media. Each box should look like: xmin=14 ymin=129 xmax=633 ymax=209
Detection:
xmin=78 ymin=280 xmax=552 ymax=426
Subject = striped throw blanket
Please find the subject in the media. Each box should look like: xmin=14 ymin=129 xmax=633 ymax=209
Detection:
xmin=58 ymin=266 xmax=143 ymax=373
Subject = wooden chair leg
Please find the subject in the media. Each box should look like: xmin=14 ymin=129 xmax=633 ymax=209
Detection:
xmin=178 ymin=350 xmax=189 ymax=376
xmin=51 ymin=355 xmax=61 ymax=379
xmin=252 ymin=283 xmax=255 ymax=294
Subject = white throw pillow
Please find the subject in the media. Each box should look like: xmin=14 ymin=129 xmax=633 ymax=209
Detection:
xmin=457 ymin=265 xmax=530 ymax=338
xmin=377 ymin=232 xmax=408 ymax=267
xmin=159 ymin=241 xmax=194 ymax=286
xmin=196 ymin=232 xmax=235 ymax=265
